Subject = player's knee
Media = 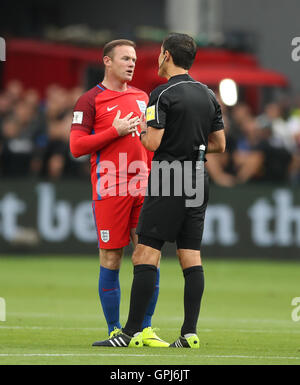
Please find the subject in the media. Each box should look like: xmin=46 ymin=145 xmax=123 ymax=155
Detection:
xmin=100 ymin=249 xmax=123 ymax=269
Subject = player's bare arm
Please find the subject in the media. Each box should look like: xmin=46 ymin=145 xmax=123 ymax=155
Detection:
xmin=206 ymin=129 xmax=226 ymax=154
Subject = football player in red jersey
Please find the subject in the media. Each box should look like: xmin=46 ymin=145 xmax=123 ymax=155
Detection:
xmin=70 ymin=40 xmax=168 ymax=347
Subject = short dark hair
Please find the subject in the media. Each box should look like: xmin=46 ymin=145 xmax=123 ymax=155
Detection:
xmin=103 ymin=39 xmax=136 ymax=58
xmin=162 ymin=33 xmax=197 ymax=70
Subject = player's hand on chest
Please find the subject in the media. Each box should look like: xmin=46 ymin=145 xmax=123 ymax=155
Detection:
xmin=96 ymin=95 xmax=147 ymax=138
xmin=112 ymin=110 xmax=141 ymax=137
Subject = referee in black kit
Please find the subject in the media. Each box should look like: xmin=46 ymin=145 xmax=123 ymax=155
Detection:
xmin=97 ymin=33 xmax=226 ymax=348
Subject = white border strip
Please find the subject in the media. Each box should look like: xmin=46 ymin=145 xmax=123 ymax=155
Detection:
xmin=0 ymin=353 xmax=299 ymax=360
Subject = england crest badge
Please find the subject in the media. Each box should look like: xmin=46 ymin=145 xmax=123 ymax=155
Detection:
xmin=136 ymin=100 xmax=147 ymax=114
xmin=100 ymin=230 xmax=110 ymax=243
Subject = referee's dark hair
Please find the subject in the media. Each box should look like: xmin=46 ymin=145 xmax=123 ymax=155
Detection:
xmin=162 ymin=33 xmax=197 ymax=70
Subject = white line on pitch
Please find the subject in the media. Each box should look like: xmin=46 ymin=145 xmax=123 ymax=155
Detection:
xmin=1 ymin=326 xmax=300 ymax=334
xmin=0 ymin=326 xmax=106 ymax=331
xmin=0 ymin=353 xmax=187 ymax=358
xmin=7 ymin=313 xmax=295 ymax=325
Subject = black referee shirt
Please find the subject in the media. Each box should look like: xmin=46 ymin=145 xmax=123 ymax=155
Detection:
xmin=146 ymin=73 xmax=224 ymax=162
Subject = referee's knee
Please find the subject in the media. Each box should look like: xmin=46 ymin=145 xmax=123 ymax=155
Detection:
xmin=132 ymin=244 xmax=160 ymax=266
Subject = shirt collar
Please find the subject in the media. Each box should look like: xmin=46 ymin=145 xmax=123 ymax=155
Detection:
xmin=168 ymin=73 xmax=191 ymax=82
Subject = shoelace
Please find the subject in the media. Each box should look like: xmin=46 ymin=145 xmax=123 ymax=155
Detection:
xmin=110 ymin=327 xmax=122 ymax=337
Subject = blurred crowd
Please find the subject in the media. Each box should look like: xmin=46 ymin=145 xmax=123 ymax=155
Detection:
xmin=207 ymin=94 xmax=300 ymax=186
xmin=0 ymin=80 xmax=88 ymax=180
xmin=1 ymin=80 xmax=300 ymax=185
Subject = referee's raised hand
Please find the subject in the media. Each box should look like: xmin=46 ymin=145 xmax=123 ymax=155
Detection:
xmin=113 ymin=110 xmax=140 ymax=136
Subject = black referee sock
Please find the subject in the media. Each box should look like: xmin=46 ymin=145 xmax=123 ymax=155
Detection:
xmin=181 ymin=265 xmax=204 ymax=336
xmin=123 ymin=264 xmax=157 ymax=336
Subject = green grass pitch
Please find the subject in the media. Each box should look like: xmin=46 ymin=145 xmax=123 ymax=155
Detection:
xmin=0 ymin=255 xmax=300 ymax=365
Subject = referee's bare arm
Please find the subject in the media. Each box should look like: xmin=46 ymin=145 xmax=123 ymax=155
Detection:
xmin=138 ymin=112 xmax=163 ymax=151
xmin=206 ymin=129 xmax=226 ymax=154
xmin=140 ymin=124 xmax=165 ymax=152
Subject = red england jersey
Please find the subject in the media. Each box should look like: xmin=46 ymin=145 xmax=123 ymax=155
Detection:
xmin=70 ymin=83 xmax=152 ymax=200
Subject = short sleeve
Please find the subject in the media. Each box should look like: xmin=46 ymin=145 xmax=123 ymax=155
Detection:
xmin=71 ymin=92 xmax=95 ymax=134
xmin=145 ymin=88 xmax=169 ymax=129
xmin=208 ymin=89 xmax=224 ymax=133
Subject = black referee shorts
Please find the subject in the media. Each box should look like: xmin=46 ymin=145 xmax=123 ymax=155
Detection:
xmin=136 ymin=170 xmax=209 ymax=251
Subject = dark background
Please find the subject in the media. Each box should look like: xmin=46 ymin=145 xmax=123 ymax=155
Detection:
xmin=1 ymin=0 xmax=299 ymax=93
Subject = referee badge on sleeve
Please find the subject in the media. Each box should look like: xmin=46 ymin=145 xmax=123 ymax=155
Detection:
xmin=100 ymin=230 xmax=110 ymax=243
xmin=146 ymin=105 xmax=156 ymax=122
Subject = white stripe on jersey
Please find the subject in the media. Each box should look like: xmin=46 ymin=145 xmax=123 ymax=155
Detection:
xmin=155 ymin=81 xmax=202 ymax=124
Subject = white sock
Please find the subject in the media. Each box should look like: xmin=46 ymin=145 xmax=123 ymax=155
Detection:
xmin=184 ymin=333 xmax=197 ymax=338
